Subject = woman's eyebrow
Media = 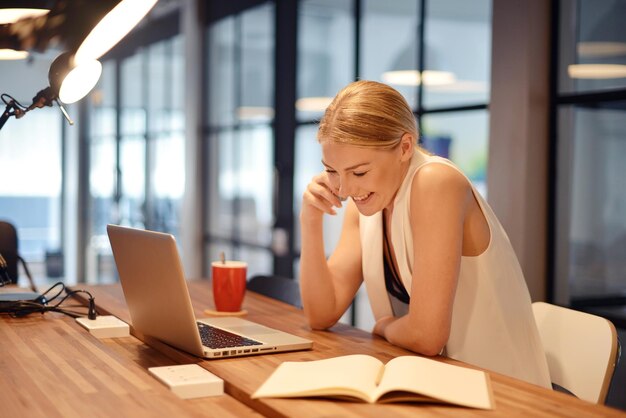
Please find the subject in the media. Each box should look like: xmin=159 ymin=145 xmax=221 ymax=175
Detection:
xmin=321 ymin=160 xmax=370 ymax=170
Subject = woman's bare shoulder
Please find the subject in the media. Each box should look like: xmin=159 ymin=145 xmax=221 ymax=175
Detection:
xmin=411 ymin=161 xmax=471 ymax=198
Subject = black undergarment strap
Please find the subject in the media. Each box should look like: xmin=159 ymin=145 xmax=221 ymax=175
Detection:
xmin=382 ymin=213 xmax=410 ymax=304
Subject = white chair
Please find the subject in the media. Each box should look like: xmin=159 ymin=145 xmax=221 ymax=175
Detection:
xmin=532 ymin=301 xmax=620 ymax=404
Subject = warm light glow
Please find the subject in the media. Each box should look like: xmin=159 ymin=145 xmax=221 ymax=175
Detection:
xmin=0 ymin=49 xmax=29 ymax=60
xmin=74 ymin=0 xmax=158 ymax=64
xmin=568 ymin=64 xmax=626 ymax=79
xmin=0 ymin=8 xmax=49 ymax=60
xmin=237 ymin=106 xmax=275 ymax=121
xmin=578 ymin=42 xmax=626 ymax=58
xmin=296 ymin=97 xmax=334 ymax=112
xmin=59 ymin=60 xmax=103 ymax=104
xmin=381 ymin=70 xmax=456 ymax=86
xmin=426 ymin=80 xmax=488 ymax=93
xmin=0 ymin=8 xmax=48 ymax=24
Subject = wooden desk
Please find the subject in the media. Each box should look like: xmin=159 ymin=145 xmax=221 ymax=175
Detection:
xmin=75 ymin=281 xmax=626 ymax=418
xmin=0 ymin=310 xmax=262 ymax=417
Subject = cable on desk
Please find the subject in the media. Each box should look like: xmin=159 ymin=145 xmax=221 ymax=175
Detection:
xmin=0 ymin=281 xmax=98 ymax=320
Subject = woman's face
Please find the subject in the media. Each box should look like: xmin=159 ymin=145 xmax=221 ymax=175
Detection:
xmin=321 ymin=140 xmax=410 ymax=216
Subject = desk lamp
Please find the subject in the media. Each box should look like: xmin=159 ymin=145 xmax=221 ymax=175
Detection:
xmin=0 ymin=0 xmax=158 ymax=130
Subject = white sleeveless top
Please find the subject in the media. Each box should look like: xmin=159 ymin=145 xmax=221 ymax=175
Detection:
xmin=359 ymin=150 xmax=552 ymax=388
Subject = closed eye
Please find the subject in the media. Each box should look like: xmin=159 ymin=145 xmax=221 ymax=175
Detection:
xmin=353 ymin=171 xmax=368 ymax=177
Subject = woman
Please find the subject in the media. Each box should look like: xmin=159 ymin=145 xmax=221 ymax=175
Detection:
xmin=299 ymin=80 xmax=551 ymax=388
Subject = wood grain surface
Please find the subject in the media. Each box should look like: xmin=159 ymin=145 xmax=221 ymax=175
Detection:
xmin=0 ymin=310 xmax=263 ymax=418
xmin=71 ymin=281 xmax=626 ymax=418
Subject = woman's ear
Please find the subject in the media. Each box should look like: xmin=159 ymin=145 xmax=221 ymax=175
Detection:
xmin=399 ymin=133 xmax=414 ymax=161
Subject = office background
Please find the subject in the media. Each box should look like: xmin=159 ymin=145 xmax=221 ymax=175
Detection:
xmin=0 ymin=0 xmax=625 ymax=408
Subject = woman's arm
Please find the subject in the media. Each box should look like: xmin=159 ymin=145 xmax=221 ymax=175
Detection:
xmin=374 ymin=163 xmax=473 ymax=355
xmin=299 ymin=173 xmax=364 ymax=329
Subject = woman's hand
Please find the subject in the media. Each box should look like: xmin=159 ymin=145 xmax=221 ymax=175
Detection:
xmin=301 ymin=172 xmax=344 ymax=221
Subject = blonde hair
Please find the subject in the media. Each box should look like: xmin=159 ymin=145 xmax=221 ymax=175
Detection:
xmin=317 ymin=80 xmax=419 ymax=149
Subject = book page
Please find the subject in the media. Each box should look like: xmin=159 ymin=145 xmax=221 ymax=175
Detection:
xmin=252 ymin=354 xmax=384 ymax=402
xmin=375 ymin=356 xmax=494 ymax=410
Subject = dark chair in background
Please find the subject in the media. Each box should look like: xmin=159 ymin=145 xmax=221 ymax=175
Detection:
xmin=247 ymin=274 xmax=302 ymax=308
xmin=0 ymin=221 xmax=37 ymax=291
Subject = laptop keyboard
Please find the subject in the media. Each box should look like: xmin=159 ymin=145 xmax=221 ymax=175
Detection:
xmin=197 ymin=322 xmax=263 ymax=349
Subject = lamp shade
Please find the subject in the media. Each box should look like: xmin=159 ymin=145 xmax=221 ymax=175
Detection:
xmin=74 ymin=0 xmax=158 ymax=64
xmin=48 ymin=52 xmax=102 ymax=104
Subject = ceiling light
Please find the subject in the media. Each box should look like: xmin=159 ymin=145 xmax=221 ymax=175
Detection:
xmin=0 ymin=7 xmax=48 ymax=24
xmin=0 ymin=7 xmax=49 ymax=60
xmin=296 ymin=97 xmax=334 ymax=112
xmin=237 ymin=106 xmax=275 ymax=121
xmin=577 ymin=42 xmax=626 ymax=58
xmin=381 ymin=70 xmax=456 ymax=87
xmin=568 ymin=64 xmax=626 ymax=79
xmin=0 ymin=49 xmax=29 ymax=60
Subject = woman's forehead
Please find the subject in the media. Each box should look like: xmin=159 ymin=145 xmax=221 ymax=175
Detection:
xmin=321 ymin=141 xmax=388 ymax=168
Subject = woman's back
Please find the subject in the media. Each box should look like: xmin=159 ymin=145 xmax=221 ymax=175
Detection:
xmin=360 ymin=149 xmax=552 ymax=388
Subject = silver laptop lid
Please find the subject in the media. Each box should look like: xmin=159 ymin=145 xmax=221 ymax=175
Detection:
xmin=107 ymin=224 xmax=205 ymax=356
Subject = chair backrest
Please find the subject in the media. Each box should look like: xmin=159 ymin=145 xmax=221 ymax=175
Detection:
xmin=532 ymin=301 xmax=620 ymax=404
xmin=0 ymin=221 xmax=19 ymax=283
xmin=247 ymin=275 xmax=302 ymax=308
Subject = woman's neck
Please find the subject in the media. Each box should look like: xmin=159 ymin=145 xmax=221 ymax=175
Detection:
xmin=383 ymin=152 xmax=413 ymax=215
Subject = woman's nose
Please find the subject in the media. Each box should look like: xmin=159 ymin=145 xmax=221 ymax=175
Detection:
xmin=338 ymin=176 xmax=351 ymax=198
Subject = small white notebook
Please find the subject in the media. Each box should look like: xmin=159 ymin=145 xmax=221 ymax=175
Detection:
xmin=149 ymin=364 xmax=224 ymax=399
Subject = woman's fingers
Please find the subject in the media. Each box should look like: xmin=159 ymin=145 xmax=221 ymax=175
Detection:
xmin=302 ymin=173 xmax=343 ymax=215
xmin=312 ymin=173 xmax=344 ymax=208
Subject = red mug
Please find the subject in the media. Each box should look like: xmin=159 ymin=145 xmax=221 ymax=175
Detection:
xmin=212 ymin=261 xmax=247 ymax=312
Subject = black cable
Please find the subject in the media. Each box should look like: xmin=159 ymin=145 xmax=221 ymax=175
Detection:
xmin=0 ymin=281 xmax=97 ymax=320
xmin=1 ymin=93 xmax=27 ymax=109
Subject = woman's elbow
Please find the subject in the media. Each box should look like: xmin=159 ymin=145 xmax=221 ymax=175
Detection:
xmin=306 ymin=316 xmax=337 ymax=330
xmin=418 ymin=341 xmax=446 ymax=357
xmin=392 ymin=328 xmax=448 ymax=356
xmin=303 ymin=307 xmax=338 ymax=330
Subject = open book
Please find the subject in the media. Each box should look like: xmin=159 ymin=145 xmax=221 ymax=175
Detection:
xmin=252 ymin=354 xmax=494 ymax=410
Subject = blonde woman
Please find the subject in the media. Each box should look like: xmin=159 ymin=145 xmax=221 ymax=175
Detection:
xmin=299 ymin=80 xmax=551 ymax=388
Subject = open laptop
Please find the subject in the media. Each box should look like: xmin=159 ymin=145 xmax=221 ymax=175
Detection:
xmin=106 ymin=224 xmax=312 ymax=359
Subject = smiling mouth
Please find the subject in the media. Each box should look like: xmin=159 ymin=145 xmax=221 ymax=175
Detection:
xmin=352 ymin=192 xmax=372 ymax=202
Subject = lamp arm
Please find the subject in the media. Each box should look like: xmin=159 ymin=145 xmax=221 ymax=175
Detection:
xmin=0 ymin=99 xmax=26 ymax=132
xmin=0 ymin=103 xmax=11 ymax=131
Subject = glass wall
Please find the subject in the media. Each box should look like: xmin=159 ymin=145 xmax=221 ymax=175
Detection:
xmin=0 ymin=108 xmax=62 ymax=283
xmin=86 ymin=35 xmax=185 ymax=283
xmin=555 ymin=1 xmax=626 ymax=314
xmin=205 ymin=3 xmax=275 ymax=278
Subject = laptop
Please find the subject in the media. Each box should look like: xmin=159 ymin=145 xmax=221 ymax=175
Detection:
xmin=106 ymin=224 xmax=312 ymax=359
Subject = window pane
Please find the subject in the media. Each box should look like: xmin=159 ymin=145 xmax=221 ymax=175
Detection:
xmin=423 ymin=0 xmax=491 ymax=108
xmin=208 ymin=17 xmax=236 ymax=126
xmin=236 ymin=126 xmax=273 ymax=246
xmin=0 ymin=109 xmax=62 ymax=271
xmin=120 ymin=135 xmax=146 ymax=226
xmin=559 ymin=103 xmax=626 ymax=299
xmin=293 ymin=125 xmax=346 ymax=253
xmin=208 ymin=4 xmax=275 ymax=126
xmin=152 ymin=132 xmax=185 ymax=233
xmin=559 ymin=0 xmax=626 ymax=93
xmin=240 ymin=3 xmax=275 ymax=125
xmin=204 ymin=127 xmax=275 ymax=244
xmin=421 ymin=110 xmax=489 ymax=196
xmin=239 ymin=246 xmax=273 ymax=278
xmin=297 ymin=0 xmax=355 ymax=121
xmin=361 ymin=0 xmax=420 ymax=109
